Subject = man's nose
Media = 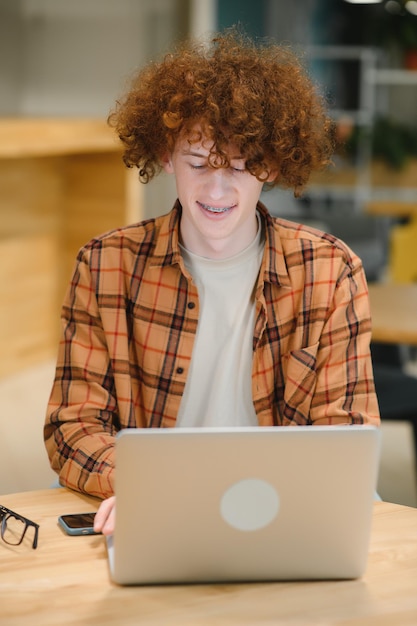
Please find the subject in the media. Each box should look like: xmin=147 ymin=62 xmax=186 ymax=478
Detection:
xmin=206 ymin=168 xmax=231 ymax=199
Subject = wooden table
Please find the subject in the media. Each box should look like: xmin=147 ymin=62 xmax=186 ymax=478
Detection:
xmin=368 ymin=282 xmax=417 ymax=346
xmin=1 ymin=489 xmax=417 ymax=625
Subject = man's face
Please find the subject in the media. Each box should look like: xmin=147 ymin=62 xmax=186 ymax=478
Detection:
xmin=162 ymin=130 xmax=272 ymax=259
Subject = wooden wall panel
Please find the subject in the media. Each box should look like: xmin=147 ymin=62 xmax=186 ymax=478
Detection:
xmin=0 ymin=234 xmax=59 ymax=376
xmin=61 ymin=152 xmax=129 ymax=292
xmin=0 ymin=120 xmax=137 ymax=378
xmin=0 ymin=157 xmax=62 ymax=238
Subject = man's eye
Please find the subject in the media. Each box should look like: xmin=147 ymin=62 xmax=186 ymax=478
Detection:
xmin=190 ymin=164 xmax=205 ymax=170
xmin=232 ymin=167 xmax=246 ymax=173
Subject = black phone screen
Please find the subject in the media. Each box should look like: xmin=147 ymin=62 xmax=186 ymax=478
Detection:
xmin=60 ymin=513 xmax=96 ymax=529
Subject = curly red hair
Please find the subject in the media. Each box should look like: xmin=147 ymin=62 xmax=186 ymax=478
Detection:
xmin=109 ymin=29 xmax=333 ymax=196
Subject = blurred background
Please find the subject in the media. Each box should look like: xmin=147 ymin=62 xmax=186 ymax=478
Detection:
xmin=1 ymin=0 xmax=417 ymax=504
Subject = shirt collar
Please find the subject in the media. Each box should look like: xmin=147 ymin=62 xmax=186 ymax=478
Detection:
xmin=152 ymin=200 xmax=184 ymax=268
xmin=153 ymin=199 xmax=291 ymax=289
xmin=256 ymin=201 xmax=291 ymax=289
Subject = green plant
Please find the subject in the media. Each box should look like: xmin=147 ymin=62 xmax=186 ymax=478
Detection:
xmin=373 ymin=117 xmax=417 ymax=168
xmin=345 ymin=116 xmax=417 ymax=169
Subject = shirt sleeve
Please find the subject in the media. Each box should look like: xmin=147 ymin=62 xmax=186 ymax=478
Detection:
xmin=44 ymin=250 xmax=118 ymax=499
xmin=309 ymin=257 xmax=380 ymax=426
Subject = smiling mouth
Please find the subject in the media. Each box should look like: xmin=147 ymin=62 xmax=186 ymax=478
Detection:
xmin=198 ymin=202 xmax=234 ymax=214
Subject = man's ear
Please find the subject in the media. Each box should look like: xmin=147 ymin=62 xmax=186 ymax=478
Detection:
xmin=160 ymin=152 xmax=174 ymax=174
xmin=265 ymin=168 xmax=278 ymax=184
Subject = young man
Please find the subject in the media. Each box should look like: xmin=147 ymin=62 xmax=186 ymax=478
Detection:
xmin=44 ymin=30 xmax=380 ymax=535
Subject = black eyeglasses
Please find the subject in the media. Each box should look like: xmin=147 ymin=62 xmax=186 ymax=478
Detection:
xmin=0 ymin=505 xmax=39 ymax=549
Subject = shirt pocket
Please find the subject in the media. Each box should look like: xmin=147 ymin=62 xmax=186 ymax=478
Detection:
xmin=280 ymin=342 xmax=320 ymax=424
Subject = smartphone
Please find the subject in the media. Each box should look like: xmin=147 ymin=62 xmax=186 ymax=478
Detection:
xmin=58 ymin=512 xmax=100 ymax=536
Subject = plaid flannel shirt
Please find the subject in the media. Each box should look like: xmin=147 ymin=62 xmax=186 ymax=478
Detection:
xmin=44 ymin=201 xmax=380 ymax=498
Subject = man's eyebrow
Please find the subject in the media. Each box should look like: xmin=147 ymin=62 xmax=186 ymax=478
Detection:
xmin=181 ymin=149 xmax=207 ymax=157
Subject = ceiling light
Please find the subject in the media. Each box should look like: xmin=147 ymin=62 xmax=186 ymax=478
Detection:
xmin=385 ymin=0 xmax=403 ymax=13
xmin=405 ymin=0 xmax=417 ymax=15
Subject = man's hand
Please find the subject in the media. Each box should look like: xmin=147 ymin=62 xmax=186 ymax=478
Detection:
xmin=94 ymin=496 xmax=116 ymax=535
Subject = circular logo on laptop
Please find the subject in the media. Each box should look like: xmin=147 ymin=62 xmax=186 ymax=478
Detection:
xmin=220 ymin=478 xmax=280 ymax=531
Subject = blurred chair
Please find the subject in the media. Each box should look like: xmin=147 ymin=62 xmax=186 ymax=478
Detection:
xmin=389 ymin=218 xmax=417 ymax=283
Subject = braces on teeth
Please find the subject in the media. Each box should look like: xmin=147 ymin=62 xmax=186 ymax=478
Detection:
xmin=202 ymin=203 xmax=231 ymax=213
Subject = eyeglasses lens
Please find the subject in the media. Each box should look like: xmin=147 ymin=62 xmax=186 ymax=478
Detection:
xmin=2 ymin=514 xmax=26 ymax=545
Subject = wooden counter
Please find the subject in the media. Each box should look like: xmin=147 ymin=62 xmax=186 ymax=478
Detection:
xmin=0 ymin=119 xmax=141 ymax=377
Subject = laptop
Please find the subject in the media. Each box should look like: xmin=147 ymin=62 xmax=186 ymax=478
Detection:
xmin=106 ymin=425 xmax=380 ymax=585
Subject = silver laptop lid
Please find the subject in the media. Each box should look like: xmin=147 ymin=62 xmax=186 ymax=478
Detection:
xmin=109 ymin=425 xmax=380 ymax=585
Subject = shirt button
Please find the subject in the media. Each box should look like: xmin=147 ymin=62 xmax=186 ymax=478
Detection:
xmin=176 ymin=367 xmax=184 ymax=375
xmin=187 ymin=302 xmax=195 ymax=309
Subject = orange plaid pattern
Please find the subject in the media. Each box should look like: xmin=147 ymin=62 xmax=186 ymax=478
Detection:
xmin=44 ymin=202 xmax=380 ymax=498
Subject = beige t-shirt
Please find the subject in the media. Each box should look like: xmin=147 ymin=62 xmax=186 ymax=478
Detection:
xmin=176 ymin=216 xmax=265 ymax=427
